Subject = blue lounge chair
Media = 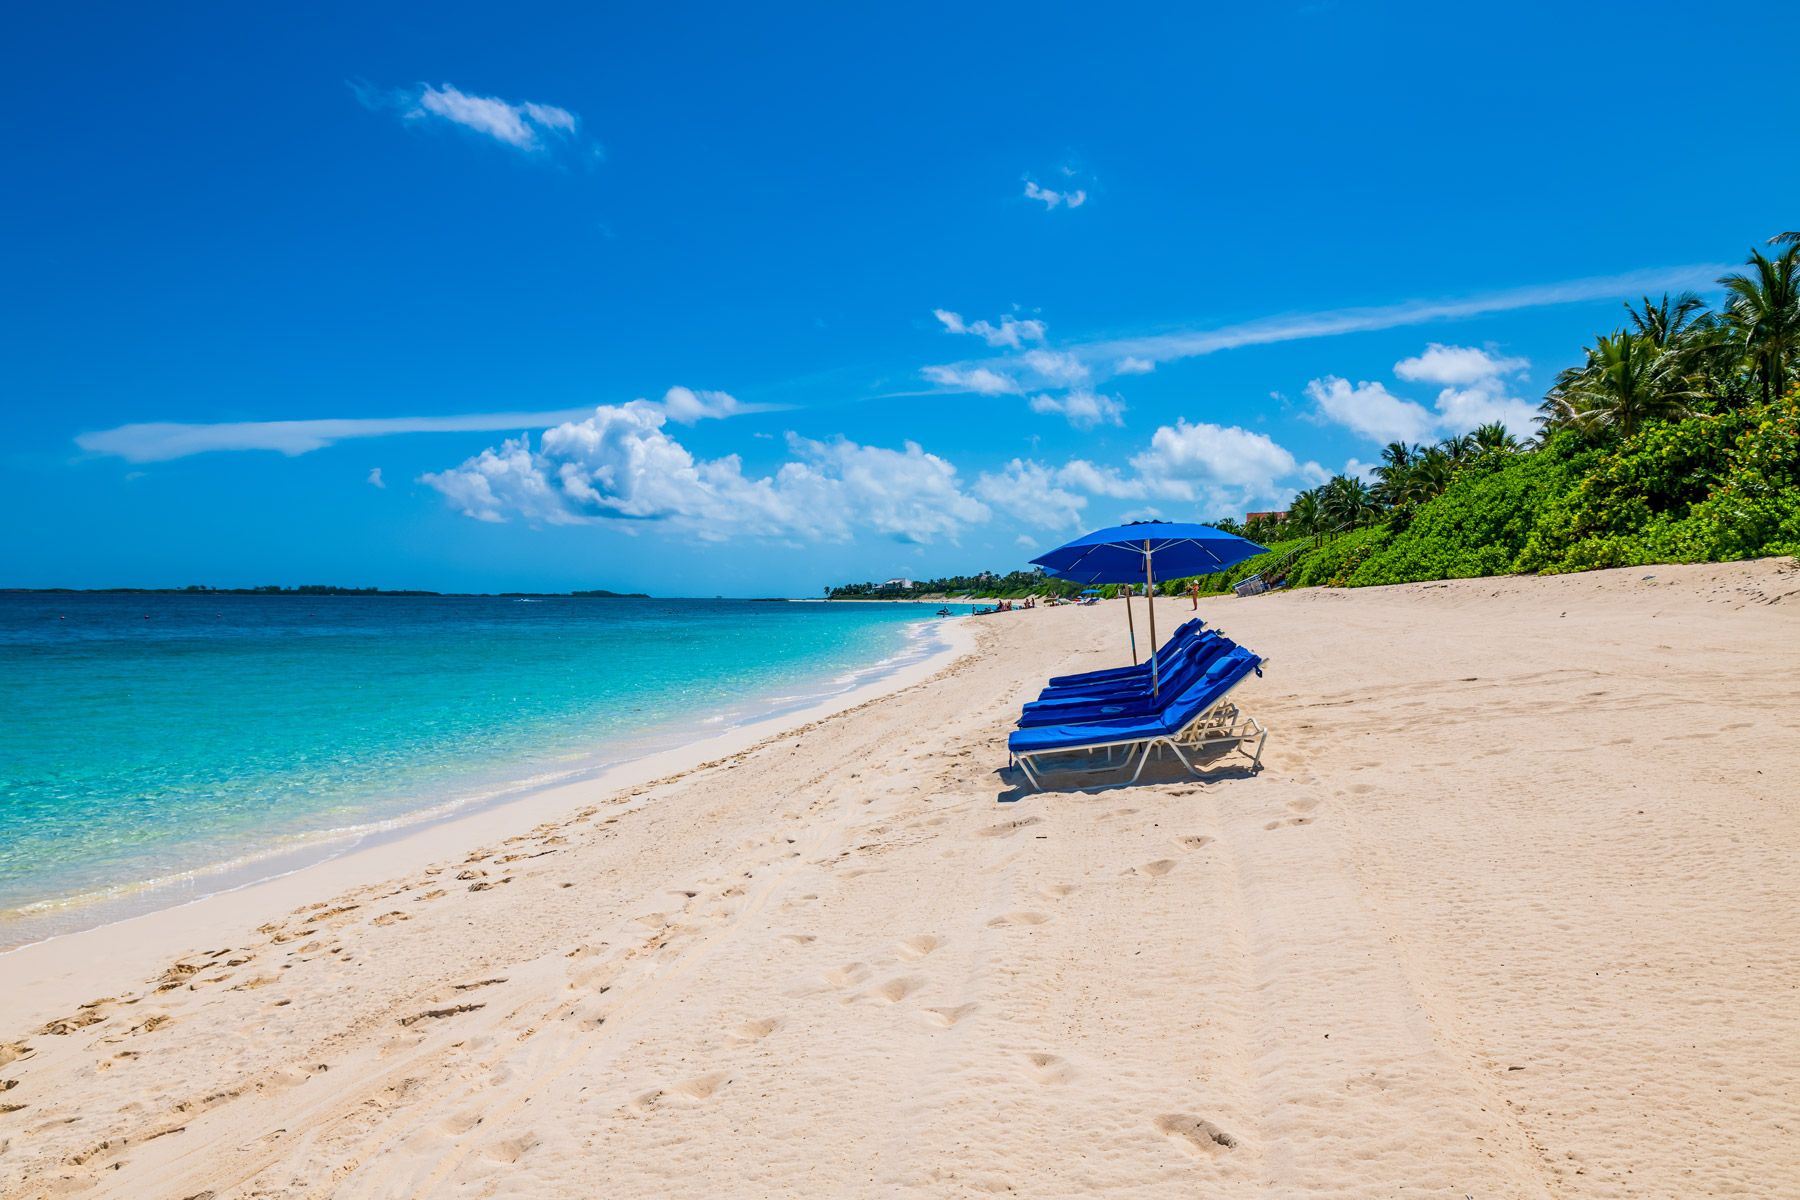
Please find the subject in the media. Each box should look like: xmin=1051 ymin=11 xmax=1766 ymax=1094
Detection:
xmin=1019 ymin=636 xmax=1233 ymax=726
xmin=1009 ymin=647 xmax=1267 ymax=791
xmin=1044 ymin=619 xmax=1205 ymax=689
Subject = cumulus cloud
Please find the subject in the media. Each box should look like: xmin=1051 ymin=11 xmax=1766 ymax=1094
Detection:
xmin=367 ymin=467 xmax=385 ymax=489
xmin=973 ymin=459 xmax=1088 ymax=529
xmin=919 ymin=364 xmax=1023 ymax=395
xmin=420 ymin=403 xmax=987 ymax=543
xmin=1430 ymin=378 xmax=1541 ymax=436
xmin=355 ymin=81 xmax=591 ymax=157
xmin=1027 ymin=389 xmax=1125 ymax=429
xmin=1309 ymin=344 xmax=1539 ymax=445
xmin=659 ymin=385 xmax=741 ymax=423
xmin=1131 ymin=420 xmax=1301 ymax=498
xmin=1114 ymin=356 xmax=1155 ymax=375
xmin=1394 ymin=343 xmax=1528 ymax=386
xmin=1024 ymin=180 xmax=1087 ymax=210
xmin=1304 ymin=376 xmax=1436 ymax=444
xmin=933 ymin=309 xmax=1046 ymax=348
xmin=1056 ymin=459 xmax=1148 ymax=499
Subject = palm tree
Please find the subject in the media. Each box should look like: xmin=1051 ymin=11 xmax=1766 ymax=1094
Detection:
xmin=1771 ymin=231 xmax=1799 ymax=248
xmin=1471 ymin=421 xmax=1520 ymax=454
xmin=1400 ymin=447 xmax=1455 ymax=503
xmin=1545 ymin=331 xmax=1695 ymax=438
xmin=1320 ymin=475 xmax=1377 ymax=534
xmin=1720 ymin=245 xmax=1800 ymax=403
xmin=1370 ymin=441 xmax=1420 ymax=507
xmin=1438 ymin=433 xmax=1478 ymax=463
xmin=1287 ymin=489 xmax=1323 ymax=541
xmin=1625 ymin=292 xmax=1706 ymax=349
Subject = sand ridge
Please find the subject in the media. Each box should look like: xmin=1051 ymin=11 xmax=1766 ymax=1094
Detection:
xmin=1 ymin=559 xmax=1796 ymax=1198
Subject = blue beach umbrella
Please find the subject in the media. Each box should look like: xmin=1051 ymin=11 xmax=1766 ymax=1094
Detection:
xmin=1032 ymin=520 xmax=1266 ymax=694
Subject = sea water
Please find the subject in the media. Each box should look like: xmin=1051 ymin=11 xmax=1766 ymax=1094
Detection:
xmin=0 ymin=593 xmax=961 ymax=946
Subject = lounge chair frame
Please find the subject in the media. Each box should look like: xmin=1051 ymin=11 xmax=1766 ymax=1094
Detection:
xmin=1010 ymin=692 xmax=1267 ymax=793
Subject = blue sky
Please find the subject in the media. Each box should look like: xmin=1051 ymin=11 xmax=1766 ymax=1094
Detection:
xmin=4 ymin=2 xmax=1795 ymax=595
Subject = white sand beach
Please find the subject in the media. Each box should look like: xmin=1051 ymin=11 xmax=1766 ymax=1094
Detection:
xmin=2 ymin=560 xmax=1797 ymax=1199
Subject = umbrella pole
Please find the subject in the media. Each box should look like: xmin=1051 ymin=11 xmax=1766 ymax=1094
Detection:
xmin=1124 ymin=585 xmax=1138 ymax=663
xmin=1145 ymin=539 xmax=1160 ymax=696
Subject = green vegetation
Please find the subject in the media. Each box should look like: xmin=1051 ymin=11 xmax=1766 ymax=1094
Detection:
xmin=1171 ymin=236 xmax=1800 ymax=593
xmin=826 ymin=570 xmax=1081 ymax=600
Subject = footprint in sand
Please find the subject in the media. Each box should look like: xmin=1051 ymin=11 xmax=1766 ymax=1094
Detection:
xmin=780 ymin=933 xmax=817 ymax=945
xmin=987 ymin=911 xmax=1050 ymax=928
xmin=731 ymin=1017 xmax=780 ymax=1042
xmin=1264 ymin=816 xmax=1313 ymax=830
xmin=1023 ymin=1052 xmax=1074 ymax=1085
xmin=919 ymin=1004 xmax=978 ymax=1028
xmin=1175 ymin=835 xmax=1214 ymax=851
xmin=634 ymin=1072 xmax=731 ymax=1111
xmin=895 ymin=934 xmax=942 ymax=961
xmin=1134 ymin=859 xmax=1177 ymax=878
xmin=1037 ymin=883 xmax=1078 ymax=900
xmin=977 ymin=816 xmax=1042 ymax=838
xmin=821 ymin=962 xmax=870 ymax=989
xmin=866 ymin=976 xmax=924 ymax=1004
xmin=482 ymin=1133 xmax=540 ymax=1164
xmin=1154 ymin=1113 xmax=1239 ymax=1156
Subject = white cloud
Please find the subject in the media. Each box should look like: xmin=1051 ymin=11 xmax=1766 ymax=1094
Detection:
xmin=1024 ymin=180 xmax=1087 ymax=210
xmin=1027 ymin=389 xmax=1125 ymax=429
xmin=1019 ymin=349 xmax=1091 ymax=386
xmin=77 ymin=408 xmax=600 ymax=462
xmin=1114 ymin=356 xmax=1155 ymax=375
xmin=1430 ymin=378 xmax=1541 ymax=437
xmin=367 ymin=467 xmax=385 ymax=489
xmin=1304 ymin=376 xmax=1436 ymax=444
xmin=421 ymin=404 xmax=987 ymax=544
xmin=1056 ymin=459 xmax=1148 ymax=499
xmin=1310 ymin=345 xmax=1539 ymax=446
xmin=973 ymin=459 xmax=1088 ymax=529
xmin=1341 ymin=458 xmax=1380 ymax=484
xmin=919 ymin=364 xmax=1023 ymax=395
xmin=1131 ymin=420 xmax=1301 ymax=498
xmin=659 ymin=385 xmax=741 ymax=424
xmin=1394 ymin=343 xmax=1528 ymax=386
xmin=77 ymin=388 xmax=757 ymax=463
xmin=355 ymin=81 xmax=589 ymax=156
xmin=1068 ymin=264 xmax=1731 ymax=371
xmin=933 ymin=309 xmax=1046 ymax=348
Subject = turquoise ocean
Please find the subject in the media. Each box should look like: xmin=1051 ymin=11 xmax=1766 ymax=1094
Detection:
xmin=0 ymin=594 xmax=961 ymax=947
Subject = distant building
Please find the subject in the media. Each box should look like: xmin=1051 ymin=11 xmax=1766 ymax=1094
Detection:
xmin=881 ymin=577 xmax=914 ymax=589
xmin=1244 ymin=511 xmax=1288 ymax=523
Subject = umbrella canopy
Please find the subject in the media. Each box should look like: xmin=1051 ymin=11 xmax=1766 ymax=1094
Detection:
xmin=1031 ymin=520 xmax=1266 ymax=585
xmin=1079 ymin=588 xmax=1101 ymax=596
xmin=1033 ymin=521 xmax=1267 ymax=695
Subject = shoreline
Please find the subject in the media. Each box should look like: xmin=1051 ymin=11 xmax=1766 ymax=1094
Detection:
xmin=0 ymin=608 xmax=964 ymax=952
xmin=0 ymin=616 xmax=976 ymax=1021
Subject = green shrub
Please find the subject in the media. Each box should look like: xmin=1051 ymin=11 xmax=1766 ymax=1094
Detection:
xmin=1287 ymin=526 xmax=1390 ymax=587
xmin=1354 ymin=442 xmax=1588 ymax=584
